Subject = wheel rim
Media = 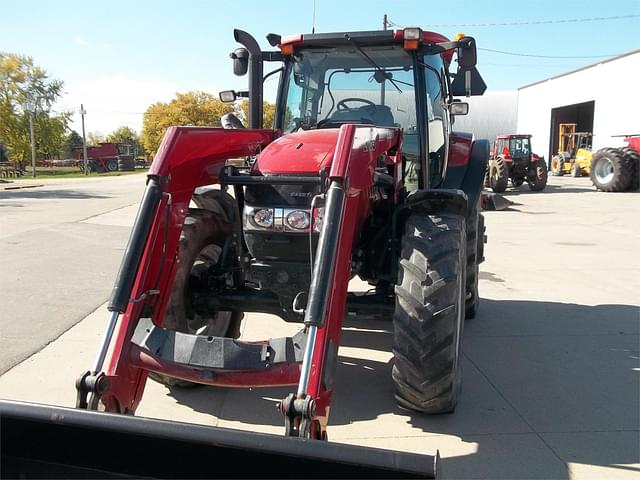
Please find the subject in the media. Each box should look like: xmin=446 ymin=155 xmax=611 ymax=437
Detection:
xmin=186 ymin=244 xmax=232 ymax=335
xmin=594 ymin=157 xmax=615 ymax=184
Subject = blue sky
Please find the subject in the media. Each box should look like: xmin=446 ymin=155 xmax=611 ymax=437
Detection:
xmin=2 ymin=0 xmax=638 ymax=134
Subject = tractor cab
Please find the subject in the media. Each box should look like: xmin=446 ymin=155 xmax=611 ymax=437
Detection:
xmin=221 ymin=28 xmax=486 ymax=191
xmin=493 ymin=134 xmax=532 ymax=163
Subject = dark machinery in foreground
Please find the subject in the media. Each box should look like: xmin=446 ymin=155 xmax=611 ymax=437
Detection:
xmin=3 ymin=26 xmax=490 ymax=478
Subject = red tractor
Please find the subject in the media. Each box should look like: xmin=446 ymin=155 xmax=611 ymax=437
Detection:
xmin=486 ymin=134 xmax=547 ymax=192
xmin=72 ymin=27 xmax=488 ymax=461
xmin=76 ymin=142 xmax=136 ymax=173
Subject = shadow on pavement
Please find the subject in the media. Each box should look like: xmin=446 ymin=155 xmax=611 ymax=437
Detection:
xmin=0 ymin=189 xmax=109 ymax=200
xmin=499 ymin=185 xmax=595 ymax=196
xmin=165 ymin=299 xmax=639 ymax=479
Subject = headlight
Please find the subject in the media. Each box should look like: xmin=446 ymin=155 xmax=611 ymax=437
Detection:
xmin=286 ymin=210 xmax=310 ymax=230
xmin=253 ymin=208 xmax=274 ymax=228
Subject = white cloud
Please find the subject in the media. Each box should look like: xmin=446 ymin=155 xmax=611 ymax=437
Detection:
xmin=73 ymin=37 xmax=89 ymax=46
xmin=63 ymin=75 xmax=180 ymax=134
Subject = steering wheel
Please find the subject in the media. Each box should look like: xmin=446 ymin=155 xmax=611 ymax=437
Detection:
xmin=336 ymin=97 xmax=376 ymax=111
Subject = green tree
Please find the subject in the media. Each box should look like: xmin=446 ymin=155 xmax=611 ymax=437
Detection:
xmin=87 ymin=131 xmax=105 ymax=146
xmin=141 ymin=91 xmax=235 ymax=154
xmin=239 ymin=100 xmax=277 ymax=129
xmin=0 ymin=53 xmax=69 ymax=163
xmin=106 ymin=125 xmax=144 ymax=155
xmin=60 ymin=130 xmax=83 ymax=159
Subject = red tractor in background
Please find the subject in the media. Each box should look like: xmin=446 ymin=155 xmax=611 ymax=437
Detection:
xmin=19 ymin=26 xmax=493 ymax=476
xmin=75 ymin=142 xmax=136 ymax=173
xmin=486 ymin=134 xmax=547 ymax=193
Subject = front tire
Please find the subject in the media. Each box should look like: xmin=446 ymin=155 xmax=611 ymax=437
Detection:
xmin=392 ymin=214 xmax=466 ymax=413
xmin=150 ymin=208 xmax=243 ymax=387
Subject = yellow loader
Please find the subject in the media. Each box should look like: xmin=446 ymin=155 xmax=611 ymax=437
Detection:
xmin=551 ymin=131 xmax=593 ymax=177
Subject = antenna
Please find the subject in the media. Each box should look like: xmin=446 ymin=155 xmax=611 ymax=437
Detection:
xmin=312 ymin=0 xmax=316 ymax=33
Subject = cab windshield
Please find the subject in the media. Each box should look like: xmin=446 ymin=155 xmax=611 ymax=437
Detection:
xmin=509 ymin=137 xmax=531 ymax=158
xmin=282 ymin=45 xmax=416 ymax=133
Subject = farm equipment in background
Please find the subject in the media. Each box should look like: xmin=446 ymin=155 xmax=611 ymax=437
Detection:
xmin=485 ymin=134 xmax=547 ymax=192
xmin=590 ymin=134 xmax=640 ymax=192
xmin=551 ymin=131 xmax=592 ymax=177
xmin=76 ymin=142 xmax=136 ymax=173
xmin=4 ymin=26 xmax=490 ymax=478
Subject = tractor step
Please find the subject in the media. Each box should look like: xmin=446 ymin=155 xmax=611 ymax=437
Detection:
xmin=132 ymin=317 xmax=306 ymax=371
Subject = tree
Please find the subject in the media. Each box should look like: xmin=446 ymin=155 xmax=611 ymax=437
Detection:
xmin=141 ymin=91 xmax=235 ymax=154
xmin=60 ymin=130 xmax=83 ymax=159
xmin=106 ymin=125 xmax=145 ymax=156
xmin=87 ymin=131 xmax=105 ymax=146
xmin=0 ymin=53 xmax=69 ymax=163
xmin=239 ymin=100 xmax=277 ymax=129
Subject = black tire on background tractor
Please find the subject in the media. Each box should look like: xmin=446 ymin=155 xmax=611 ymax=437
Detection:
xmin=590 ymin=149 xmax=633 ymax=192
xmin=106 ymin=158 xmax=118 ymax=172
xmin=528 ymin=161 xmax=548 ymax=191
xmin=118 ymin=158 xmax=136 ymax=171
xmin=570 ymin=162 xmax=581 ymax=177
xmin=489 ymin=157 xmax=509 ymax=193
xmin=620 ymin=147 xmax=639 ymax=191
xmin=392 ymin=214 xmax=466 ymax=413
xmin=149 ymin=208 xmax=243 ymax=387
xmin=551 ymin=155 xmax=565 ymax=176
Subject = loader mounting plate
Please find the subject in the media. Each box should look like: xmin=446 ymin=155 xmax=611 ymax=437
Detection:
xmin=132 ymin=317 xmax=307 ymax=371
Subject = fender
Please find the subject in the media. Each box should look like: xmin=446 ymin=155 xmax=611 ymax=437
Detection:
xmin=443 ymin=135 xmax=489 ymax=212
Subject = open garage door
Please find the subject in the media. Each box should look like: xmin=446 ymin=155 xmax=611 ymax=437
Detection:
xmin=549 ymin=100 xmax=595 ymax=159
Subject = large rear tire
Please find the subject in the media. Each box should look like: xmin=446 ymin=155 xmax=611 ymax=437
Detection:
xmin=590 ymin=149 xmax=632 ymax=192
xmin=489 ymin=157 xmax=509 ymax=193
xmin=149 ymin=208 xmax=243 ymax=387
xmin=528 ymin=160 xmax=548 ymax=191
xmin=392 ymin=214 xmax=466 ymax=413
xmin=620 ymin=147 xmax=639 ymax=191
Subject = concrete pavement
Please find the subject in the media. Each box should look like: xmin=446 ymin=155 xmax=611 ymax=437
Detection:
xmin=0 ymin=173 xmax=147 ymax=374
xmin=0 ymin=176 xmax=638 ymax=479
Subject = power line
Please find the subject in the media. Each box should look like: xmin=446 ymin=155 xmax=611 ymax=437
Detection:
xmin=478 ymin=47 xmax=622 ymax=59
xmin=396 ymin=13 xmax=640 ymax=28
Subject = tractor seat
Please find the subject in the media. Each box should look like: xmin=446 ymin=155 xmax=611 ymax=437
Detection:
xmin=327 ymin=105 xmax=395 ymax=127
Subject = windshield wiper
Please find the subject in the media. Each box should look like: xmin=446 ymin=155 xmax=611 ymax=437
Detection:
xmin=344 ymin=34 xmax=402 ymax=93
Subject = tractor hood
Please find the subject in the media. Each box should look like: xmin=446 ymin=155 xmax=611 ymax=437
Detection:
xmin=253 ymin=130 xmax=339 ymax=175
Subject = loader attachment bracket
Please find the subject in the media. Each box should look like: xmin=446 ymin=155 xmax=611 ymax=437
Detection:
xmin=75 ymin=371 xmax=108 ymax=410
xmin=132 ymin=317 xmax=306 ymax=371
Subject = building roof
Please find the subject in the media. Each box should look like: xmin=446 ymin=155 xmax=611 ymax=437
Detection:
xmin=518 ymin=49 xmax=640 ymax=90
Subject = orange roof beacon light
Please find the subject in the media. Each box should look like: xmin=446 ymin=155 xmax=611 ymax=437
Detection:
xmin=454 ymin=32 xmax=466 ymax=41
xmin=403 ymin=27 xmax=422 ymax=50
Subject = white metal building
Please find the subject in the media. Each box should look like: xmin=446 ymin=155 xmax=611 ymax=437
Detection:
xmin=453 ymin=91 xmax=518 ymax=142
xmin=516 ymin=49 xmax=640 ymax=159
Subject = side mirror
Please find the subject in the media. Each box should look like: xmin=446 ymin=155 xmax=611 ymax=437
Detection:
xmin=219 ymin=90 xmax=249 ymax=102
xmin=219 ymin=90 xmax=237 ymax=102
xmin=230 ymin=47 xmax=249 ymax=76
xmin=457 ymin=37 xmax=477 ymax=69
xmin=449 ymin=101 xmax=469 ymax=116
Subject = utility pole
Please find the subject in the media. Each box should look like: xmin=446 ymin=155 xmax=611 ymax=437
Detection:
xmin=80 ymin=104 xmax=89 ymax=176
xmin=381 ymin=15 xmax=388 ymax=105
xmin=26 ymin=95 xmax=36 ymax=179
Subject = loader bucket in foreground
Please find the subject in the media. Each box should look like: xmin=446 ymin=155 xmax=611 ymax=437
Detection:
xmin=0 ymin=400 xmax=439 ymax=479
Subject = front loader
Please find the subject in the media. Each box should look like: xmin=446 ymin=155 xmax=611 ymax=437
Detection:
xmin=3 ymin=27 xmax=488 ymax=478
